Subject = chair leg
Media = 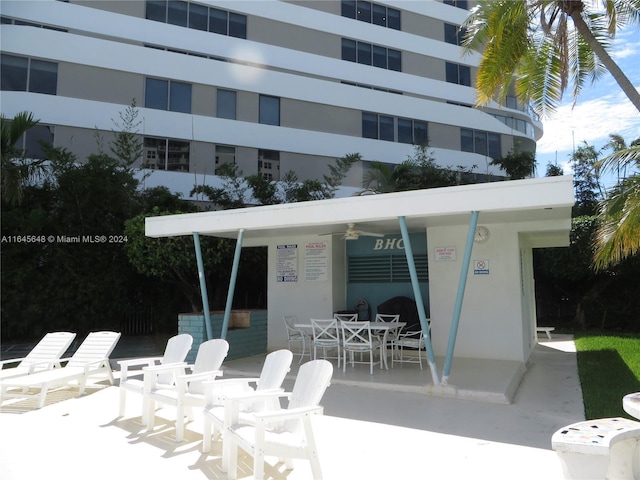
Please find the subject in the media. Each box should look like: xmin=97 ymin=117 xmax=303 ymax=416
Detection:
xmin=175 ymin=402 xmax=184 ymax=442
xmin=119 ymin=388 xmax=127 ymax=417
xmin=299 ymin=337 xmax=306 ymax=364
xmin=224 ymin=433 xmax=235 ymax=477
xmin=202 ymin=414 xmax=212 ymax=453
xmin=254 ymin=449 xmax=265 ymax=480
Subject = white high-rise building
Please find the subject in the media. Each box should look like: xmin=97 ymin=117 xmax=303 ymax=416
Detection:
xmin=1 ymin=0 xmax=542 ymax=195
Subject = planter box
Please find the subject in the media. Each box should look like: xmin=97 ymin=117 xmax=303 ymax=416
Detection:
xmin=178 ymin=310 xmax=267 ymax=362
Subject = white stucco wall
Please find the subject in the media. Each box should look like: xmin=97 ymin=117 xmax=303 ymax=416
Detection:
xmin=426 ymin=218 xmax=569 ymax=363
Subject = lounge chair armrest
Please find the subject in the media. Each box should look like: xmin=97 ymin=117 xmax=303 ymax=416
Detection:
xmin=0 ymin=358 xmax=27 ymax=367
xmin=142 ymin=361 xmax=187 ymax=373
xmin=203 ymin=377 xmax=259 ymax=390
xmin=254 ymin=405 xmax=324 ymax=424
xmin=223 ymin=388 xmax=288 ymax=405
xmin=203 ymin=377 xmax=259 ymax=404
xmin=117 ymin=357 xmax=162 ymax=369
xmin=26 ymin=359 xmax=63 ymax=371
xmin=0 ymin=358 xmax=61 ymax=370
xmin=177 ymin=369 xmax=223 ymax=382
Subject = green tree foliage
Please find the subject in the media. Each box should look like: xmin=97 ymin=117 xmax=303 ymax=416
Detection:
xmin=0 ymin=111 xmax=44 ymax=206
xmin=124 ymin=208 xmax=233 ymax=313
xmin=546 ymin=163 xmax=564 ymax=176
xmin=535 ymin=135 xmax=640 ymax=331
xmin=192 ymin=154 xmax=359 ymax=207
xmin=362 ymin=145 xmax=476 ymax=193
xmin=490 ymin=149 xmax=536 ymax=179
xmin=593 ymin=135 xmax=640 ymax=269
xmin=1 ymin=148 xmax=144 ymax=338
xmin=571 ymin=142 xmax=603 ymax=216
xmin=463 ymin=0 xmax=640 ymax=117
xmin=109 ymin=99 xmax=143 ymax=169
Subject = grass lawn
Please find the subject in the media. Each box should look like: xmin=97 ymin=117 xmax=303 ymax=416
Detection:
xmin=574 ymin=333 xmax=640 ymax=419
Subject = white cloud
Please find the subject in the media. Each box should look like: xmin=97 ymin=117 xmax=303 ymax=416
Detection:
xmin=537 ymin=91 xmax=640 ymax=155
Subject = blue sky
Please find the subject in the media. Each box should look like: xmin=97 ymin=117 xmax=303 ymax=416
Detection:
xmin=535 ymin=26 xmax=640 ymax=183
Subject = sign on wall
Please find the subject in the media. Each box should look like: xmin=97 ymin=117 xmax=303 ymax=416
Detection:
xmin=473 ymin=259 xmax=490 ymax=275
xmin=305 ymin=241 xmax=328 ymax=281
xmin=435 ymin=246 xmax=457 ymax=261
xmin=276 ymin=244 xmax=298 ymax=282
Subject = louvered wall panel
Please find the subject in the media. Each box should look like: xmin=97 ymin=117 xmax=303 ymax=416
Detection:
xmin=348 ymin=254 xmax=428 ymax=283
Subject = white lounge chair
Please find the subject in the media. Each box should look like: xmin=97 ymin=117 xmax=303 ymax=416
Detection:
xmin=0 ymin=331 xmax=121 ymax=409
xmin=201 ymin=348 xmax=294 ymax=460
xmin=224 ymin=359 xmax=333 ymax=480
xmin=117 ymin=333 xmax=193 ymax=422
xmin=0 ymin=331 xmax=76 ymax=381
xmin=144 ymin=338 xmax=229 ymax=441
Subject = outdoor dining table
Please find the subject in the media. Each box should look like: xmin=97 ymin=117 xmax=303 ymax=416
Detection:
xmin=295 ymin=321 xmax=406 ymax=370
xmin=623 ymin=392 xmax=640 ymax=421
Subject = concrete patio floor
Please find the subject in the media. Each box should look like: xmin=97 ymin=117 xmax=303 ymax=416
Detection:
xmin=0 ymin=335 xmax=584 ymax=479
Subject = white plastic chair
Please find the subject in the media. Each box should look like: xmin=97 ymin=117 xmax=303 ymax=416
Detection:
xmin=224 ymin=359 xmax=333 ymax=480
xmin=340 ymin=321 xmax=382 ymax=375
xmin=201 ymin=349 xmax=294 ymax=460
xmin=333 ymin=312 xmax=357 ymax=322
xmin=391 ymin=328 xmax=428 ymax=370
xmin=0 ymin=331 xmax=76 ymax=380
xmin=283 ymin=315 xmax=311 ymax=364
xmin=144 ymin=338 xmax=229 ymax=441
xmin=117 ymin=333 xmax=193 ymax=421
xmin=0 ymin=331 xmax=121 ymax=409
xmin=311 ymin=319 xmax=341 ymax=367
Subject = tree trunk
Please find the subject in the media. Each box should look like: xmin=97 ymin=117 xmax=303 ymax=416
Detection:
xmin=569 ymin=10 xmax=640 ymax=113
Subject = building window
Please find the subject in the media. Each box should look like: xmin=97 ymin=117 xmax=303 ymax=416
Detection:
xmin=461 ymin=129 xmax=501 ymax=159
xmin=217 ymin=89 xmax=236 ymax=119
xmin=258 ymin=149 xmax=280 ymax=180
xmin=145 ymin=1 xmax=247 ymax=39
xmin=365 ymin=113 xmax=428 ymax=144
xmin=188 ymin=3 xmax=208 ymax=30
xmin=145 ymin=78 xmax=192 ymax=113
xmin=1 ymin=54 xmax=58 ymax=95
xmin=215 ymin=144 xmax=235 ymax=173
xmin=259 ymin=95 xmax=280 ymax=126
xmin=11 ymin=124 xmax=54 ymax=160
xmin=167 ymin=0 xmax=188 ymax=27
xmin=398 ymin=118 xmax=427 ymax=145
xmin=143 ymin=137 xmax=190 ymax=171
xmin=342 ymin=1 xmax=400 ymax=30
xmin=228 ymin=12 xmax=247 ymax=38
xmin=445 ymin=62 xmax=471 ymax=86
xmin=444 ymin=23 xmax=466 ymax=46
xmin=362 ymin=113 xmax=394 ymax=141
xmin=362 ymin=112 xmax=378 ymax=139
xmin=146 ymin=0 xmax=166 ymax=22
xmin=379 ymin=115 xmax=394 ymax=141
xmin=444 ymin=0 xmax=469 ymax=10
xmin=342 ymin=39 xmax=401 ymax=71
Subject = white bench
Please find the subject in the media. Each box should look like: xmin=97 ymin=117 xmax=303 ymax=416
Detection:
xmin=552 ymin=417 xmax=640 ymax=479
xmin=536 ymin=326 xmax=555 ymax=339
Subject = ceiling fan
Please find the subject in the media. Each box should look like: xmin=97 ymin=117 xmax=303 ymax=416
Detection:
xmin=320 ymin=223 xmax=384 ymax=241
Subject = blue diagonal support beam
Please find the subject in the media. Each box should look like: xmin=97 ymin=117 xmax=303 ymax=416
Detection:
xmin=220 ymin=229 xmax=245 ymax=339
xmin=193 ymin=232 xmax=213 ymax=340
xmin=442 ymin=211 xmax=479 ymax=385
xmin=398 ymin=216 xmax=440 ymax=386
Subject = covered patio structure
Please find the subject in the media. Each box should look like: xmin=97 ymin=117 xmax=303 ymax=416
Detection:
xmin=145 ymin=176 xmax=574 ymax=402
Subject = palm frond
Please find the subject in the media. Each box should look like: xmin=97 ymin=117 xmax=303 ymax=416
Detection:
xmin=597 ymin=145 xmax=640 ymax=174
xmin=593 ymin=174 xmax=640 ymax=269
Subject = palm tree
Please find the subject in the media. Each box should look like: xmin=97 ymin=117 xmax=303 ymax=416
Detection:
xmin=593 ymin=136 xmax=640 ymax=269
xmin=463 ymin=0 xmax=640 ymax=117
xmin=1 ymin=111 xmax=42 ymax=205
